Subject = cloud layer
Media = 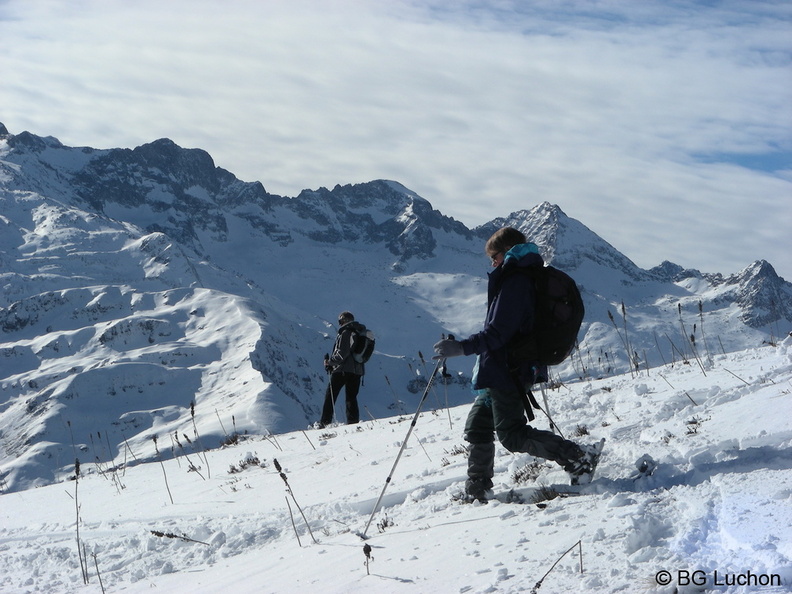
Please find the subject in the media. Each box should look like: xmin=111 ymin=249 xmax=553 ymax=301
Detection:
xmin=2 ymin=0 xmax=790 ymax=278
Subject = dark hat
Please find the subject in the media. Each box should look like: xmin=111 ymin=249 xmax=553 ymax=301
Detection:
xmin=338 ymin=311 xmax=354 ymax=325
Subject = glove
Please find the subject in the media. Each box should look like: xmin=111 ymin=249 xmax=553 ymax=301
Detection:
xmin=433 ymin=338 xmax=465 ymax=359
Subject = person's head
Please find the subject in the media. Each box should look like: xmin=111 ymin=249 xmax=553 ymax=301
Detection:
xmin=338 ymin=311 xmax=355 ymax=326
xmin=485 ymin=227 xmax=527 ymax=267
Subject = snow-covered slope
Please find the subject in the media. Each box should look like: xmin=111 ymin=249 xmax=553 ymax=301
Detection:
xmin=1 ymin=125 xmax=791 ymax=496
xmin=0 ymin=341 xmax=790 ymax=593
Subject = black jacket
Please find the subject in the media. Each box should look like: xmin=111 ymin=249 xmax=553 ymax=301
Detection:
xmin=328 ymin=321 xmax=365 ymax=375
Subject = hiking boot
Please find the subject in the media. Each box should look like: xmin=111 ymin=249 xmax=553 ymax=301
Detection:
xmin=465 ymin=477 xmax=493 ymax=503
xmin=566 ymin=438 xmax=605 ymax=486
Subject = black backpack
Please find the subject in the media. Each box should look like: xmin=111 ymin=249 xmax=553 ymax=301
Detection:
xmin=351 ymin=324 xmax=376 ymax=364
xmin=505 ymin=265 xmax=584 ymax=367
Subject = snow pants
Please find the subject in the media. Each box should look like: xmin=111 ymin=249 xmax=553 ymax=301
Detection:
xmin=320 ymin=371 xmax=361 ymax=426
xmin=463 ymin=386 xmax=584 ymax=484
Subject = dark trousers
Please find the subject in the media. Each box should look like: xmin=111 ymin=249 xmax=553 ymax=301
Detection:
xmin=464 ymin=386 xmax=584 ymax=484
xmin=320 ymin=371 xmax=361 ymax=425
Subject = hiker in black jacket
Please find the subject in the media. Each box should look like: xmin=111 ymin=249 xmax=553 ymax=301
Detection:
xmin=433 ymin=227 xmax=602 ymax=502
xmin=318 ymin=311 xmax=365 ymax=428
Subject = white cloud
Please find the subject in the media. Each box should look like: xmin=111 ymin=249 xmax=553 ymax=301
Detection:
xmin=2 ymin=0 xmax=790 ymax=278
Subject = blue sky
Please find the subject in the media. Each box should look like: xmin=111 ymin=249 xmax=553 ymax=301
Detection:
xmin=2 ymin=0 xmax=791 ymax=280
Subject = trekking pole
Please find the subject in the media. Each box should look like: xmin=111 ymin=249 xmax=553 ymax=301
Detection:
xmin=361 ymin=358 xmax=444 ymax=539
xmin=539 ymin=383 xmax=559 ymax=436
xmin=418 ymin=351 xmax=443 ymax=411
xmin=324 ymin=354 xmax=339 ymax=425
xmin=331 ymin=379 xmax=339 ymax=425
xmin=442 ymin=376 xmax=452 ymax=430
xmin=537 ymin=384 xmax=565 ymax=440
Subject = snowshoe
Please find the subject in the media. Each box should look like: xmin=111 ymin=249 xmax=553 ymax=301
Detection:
xmin=632 ymin=454 xmax=657 ymax=480
xmin=567 ymin=438 xmax=605 ymax=486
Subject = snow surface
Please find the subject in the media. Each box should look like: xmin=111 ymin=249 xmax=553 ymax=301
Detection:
xmin=1 ymin=340 xmax=790 ymax=593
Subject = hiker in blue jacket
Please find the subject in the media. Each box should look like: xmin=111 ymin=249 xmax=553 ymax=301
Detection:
xmin=433 ymin=227 xmax=601 ymax=502
xmin=318 ymin=311 xmax=364 ymax=428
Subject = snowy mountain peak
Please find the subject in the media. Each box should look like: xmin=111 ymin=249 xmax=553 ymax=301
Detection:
xmin=477 ymin=202 xmax=651 ymax=286
xmin=7 ymin=129 xmax=64 ymax=153
xmin=728 ymin=259 xmax=792 ymax=327
xmin=735 ymin=259 xmax=780 ymax=283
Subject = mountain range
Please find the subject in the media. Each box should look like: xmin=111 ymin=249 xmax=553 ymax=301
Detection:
xmin=1 ymin=122 xmax=790 ymax=494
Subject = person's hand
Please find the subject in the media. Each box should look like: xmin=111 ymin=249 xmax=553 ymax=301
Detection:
xmin=433 ymin=338 xmax=464 ymax=359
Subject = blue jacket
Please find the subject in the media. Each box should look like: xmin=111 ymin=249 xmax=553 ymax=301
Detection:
xmin=460 ymin=243 xmax=545 ymax=391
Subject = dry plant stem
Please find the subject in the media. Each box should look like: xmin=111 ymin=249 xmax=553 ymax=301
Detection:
xmin=103 ymin=431 xmax=114 ymax=464
xmin=150 ymin=530 xmax=210 ymax=545
xmin=658 ymin=373 xmax=674 ymax=389
xmin=89 ymin=435 xmax=108 ymax=477
xmin=92 ymin=553 xmax=106 ymax=594
xmin=725 ymin=368 xmax=751 ymax=386
xmin=215 ymin=409 xmax=230 ymax=439
xmin=677 ymin=303 xmax=691 ymax=358
xmin=153 ymin=436 xmax=174 ymax=504
xmin=692 ymin=350 xmax=707 ymax=375
xmin=698 ymin=301 xmax=713 ymax=362
xmin=263 ymin=432 xmax=283 ymax=451
xmin=274 ymin=459 xmax=318 ymax=544
xmin=654 ymin=332 xmax=668 ymax=366
xmin=688 ymin=339 xmax=707 ymax=376
xmin=169 ymin=434 xmax=181 ymax=468
xmin=413 ymin=428 xmax=432 ymax=462
xmin=574 ymin=343 xmax=588 ymax=380
xmin=291 ymin=494 xmax=317 ymax=544
xmin=659 ymin=373 xmax=697 ymax=404
xmin=67 ymin=420 xmax=77 ymax=459
xmin=121 ymin=432 xmax=138 ymax=467
xmin=363 ymin=543 xmax=373 ymax=575
xmin=683 ymin=391 xmax=698 ymax=406
xmin=174 ymin=434 xmax=206 ymax=480
xmin=678 ymin=304 xmax=707 ymax=375
xmin=284 ymin=496 xmax=302 ymax=547
xmin=531 ymin=540 xmax=583 ymax=594
xmin=301 ymin=431 xmax=316 ymax=450
xmin=190 ymin=402 xmax=211 ymax=478
xmin=74 ymin=459 xmax=89 ymax=584
xmin=607 ymin=310 xmax=634 ymax=378
xmin=621 ymin=301 xmax=635 ymax=373
xmin=665 ymin=333 xmax=687 ymax=363
xmin=83 ymin=543 xmax=90 ymax=581
xmin=384 ymin=374 xmax=404 ymax=413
